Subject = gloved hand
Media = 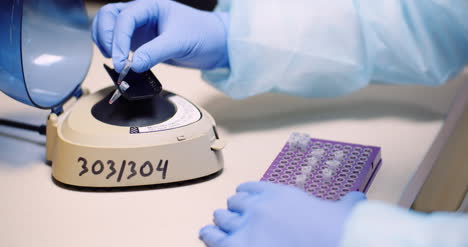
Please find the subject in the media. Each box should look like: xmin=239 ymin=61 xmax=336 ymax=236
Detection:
xmin=199 ymin=181 xmax=366 ymax=247
xmin=92 ymin=0 xmax=229 ymax=73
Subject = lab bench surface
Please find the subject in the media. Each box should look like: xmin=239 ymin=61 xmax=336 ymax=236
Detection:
xmin=0 ymin=47 xmax=467 ymax=247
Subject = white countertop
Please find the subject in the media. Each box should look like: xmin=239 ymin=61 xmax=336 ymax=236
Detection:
xmin=1 ymin=47 xmax=466 ymax=247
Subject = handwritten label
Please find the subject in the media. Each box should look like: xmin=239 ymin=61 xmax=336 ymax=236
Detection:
xmin=77 ymin=157 xmax=168 ymax=182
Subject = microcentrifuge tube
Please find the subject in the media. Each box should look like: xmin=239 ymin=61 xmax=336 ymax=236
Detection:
xmin=295 ymin=174 xmax=308 ymax=189
xmin=288 ymin=133 xmax=310 ymax=151
xmin=325 ymin=160 xmax=340 ymax=170
xmin=109 ymin=81 xmax=130 ymax=104
xmin=120 ymin=81 xmax=130 ymax=91
xmin=322 ymin=168 xmax=334 ymax=180
xmin=298 ymin=134 xmax=310 ymax=151
xmin=117 ymin=59 xmax=133 ymax=84
xmin=109 ymin=59 xmax=133 ymax=105
xmin=333 ymin=150 xmax=346 ymax=160
xmin=109 ymin=89 xmax=122 ymax=104
xmin=288 ymin=133 xmax=301 ymax=143
xmin=301 ymin=165 xmax=313 ymax=174
xmin=310 ymin=149 xmax=325 ymax=156
xmin=305 ymin=157 xmax=319 ymax=167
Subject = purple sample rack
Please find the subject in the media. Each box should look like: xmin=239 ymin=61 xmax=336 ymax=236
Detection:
xmin=261 ymin=133 xmax=382 ymax=201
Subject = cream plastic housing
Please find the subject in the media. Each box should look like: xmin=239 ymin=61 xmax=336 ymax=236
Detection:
xmin=46 ymin=87 xmax=225 ymax=187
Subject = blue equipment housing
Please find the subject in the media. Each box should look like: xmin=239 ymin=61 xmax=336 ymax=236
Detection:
xmin=0 ymin=0 xmax=92 ymax=109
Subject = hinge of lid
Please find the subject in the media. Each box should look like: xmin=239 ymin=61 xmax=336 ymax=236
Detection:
xmin=51 ymin=87 xmax=83 ymax=115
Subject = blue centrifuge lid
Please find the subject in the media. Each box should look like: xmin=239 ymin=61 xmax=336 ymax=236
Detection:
xmin=0 ymin=0 xmax=92 ymax=109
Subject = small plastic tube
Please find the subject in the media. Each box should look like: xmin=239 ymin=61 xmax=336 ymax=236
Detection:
xmin=109 ymin=58 xmax=132 ymax=105
xmin=119 ymin=81 xmax=130 ymax=90
xmin=295 ymin=174 xmax=308 ymax=190
xmin=288 ymin=133 xmax=310 ymax=151
xmin=325 ymin=160 xmax=340 ymax=170
xmin=301 ymin=165 xmax=313 ymax=174
xmin=288 ymin=132 xmax=301 ymax=143
xmin=322 ymin=167 xmax=334 ymax=180
xmin=108 ymin=81 xmax=131 ymax=104
xmin=305 ymin=157 xmax=319 ymax=167
xmin=333 ymin=150 xmax=346 ymax=160
xmin=310 ymin=149 xmax=325 ymax=156
xmin=298 ymin=134 xmax=310 ymax=150
xmin=117 ymin=59 xmax=132 ymax=84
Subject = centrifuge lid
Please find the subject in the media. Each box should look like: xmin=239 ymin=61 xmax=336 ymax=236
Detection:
xmin=0 ymin=0 xmax=92 ymax=109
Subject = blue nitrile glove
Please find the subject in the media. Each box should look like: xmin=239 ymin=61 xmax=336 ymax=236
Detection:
xmin=91 ymin=0 xmax=229 ymax=73
xmin=199 ymin=181 xmax=366 ymax=247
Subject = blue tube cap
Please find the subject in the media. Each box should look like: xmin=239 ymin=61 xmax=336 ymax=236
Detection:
xmin=0 ymin=0 xmax=92 ymax=109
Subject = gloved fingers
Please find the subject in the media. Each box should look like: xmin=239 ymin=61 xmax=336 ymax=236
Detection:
xmin=91 ymin=15 xmax=108 ymax=57
xmin=131 ymin=34 xmax=184 ymax=72
xmin=227 ymin=192 xmax=255 ymax=213
xmin=92 ymin=14 xmax=113 ymax=58
xmin=112 ymin=1 xmax=160 ymax=72
xmin=236 ymin=181 xmax=278 ymax=194
xmin=199 ymin=225 xmax=227 ymax=247
xmin=340 ymin=191 xmax=366 ymax=206
xmin=213 ymin=209 xmax=244 ymax=233
xmin=92 ymin=2 xmax=130 ymax=58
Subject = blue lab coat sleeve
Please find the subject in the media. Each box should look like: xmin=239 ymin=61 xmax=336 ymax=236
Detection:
xmin=202 ymin=0 xmax=468 ymax=98
xmin=340 ymin=201 xmax=468 ymax=247
xmin=203 ymin=1 xmax=468 ymax=245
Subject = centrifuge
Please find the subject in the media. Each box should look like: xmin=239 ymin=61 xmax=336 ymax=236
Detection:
xmin=0 ymin=0 xmax=225 ymax=187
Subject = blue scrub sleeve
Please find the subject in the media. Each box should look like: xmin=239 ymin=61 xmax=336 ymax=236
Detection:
xmin=340 ymin=201 xmax=468 ymax=247
xmin=202 ymin=0 xmax=468 ymax=99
